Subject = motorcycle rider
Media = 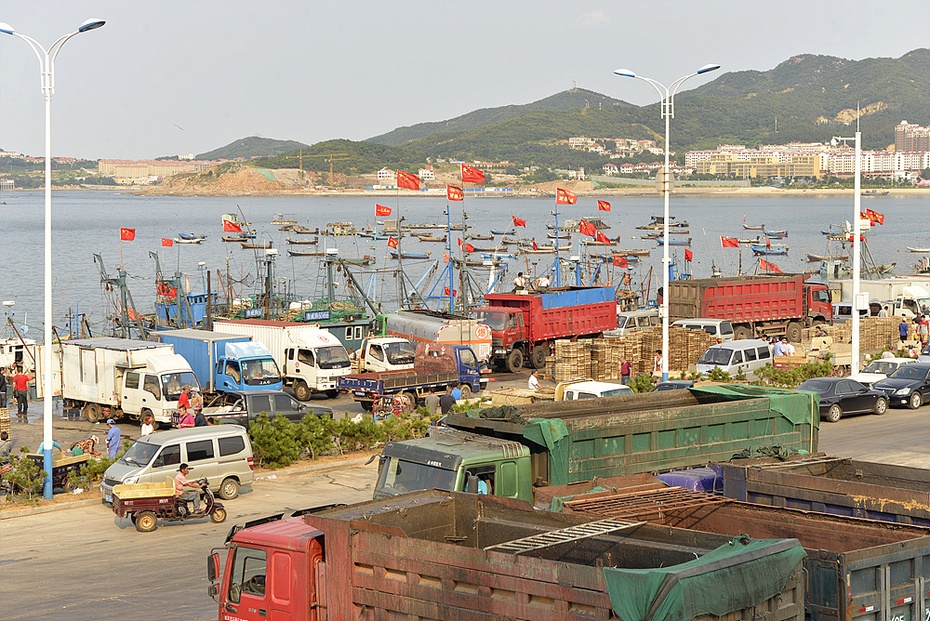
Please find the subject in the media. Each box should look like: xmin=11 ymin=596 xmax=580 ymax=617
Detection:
xmin=174 ymin=463 xmax=201 ymax=514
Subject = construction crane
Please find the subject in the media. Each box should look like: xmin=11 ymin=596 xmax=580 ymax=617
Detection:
xmin=284 ymin=151 xmax=349 ymax=187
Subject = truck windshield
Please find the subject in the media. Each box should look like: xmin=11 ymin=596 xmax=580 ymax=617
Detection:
xmin=243 ymin=358 xmax=282 ymax=386
xmin=315 ymin=345 xmax=351 ymax=369
xmin=383 ymin=341 xmax=416 ymax=366
xmin=161 ymin=372 xmax=201 ymax=401
xmin=120 ymin=440 xmax=158 ymax=467
xmin=473 ymin=310 xmax=508 ymax=331
xmin=699 ymin=348 xmax=733 ymax=366
xmin=375 ymin=456 xmax=457 ymax=496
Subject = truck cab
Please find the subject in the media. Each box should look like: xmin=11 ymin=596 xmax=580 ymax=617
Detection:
xmin=119 ymin=355 xmax=201 ymax=424
xmin=214 ymin=342 xmax=283 ymax=394
xmin=356 ymin=337 xmax=416 ymax=373
xmin=284 ymin=332 xmax=351 ymax=400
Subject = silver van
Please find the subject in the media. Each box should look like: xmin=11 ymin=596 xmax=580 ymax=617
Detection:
xmin=696 ymin=339 xmax=773 ymax=379
xmin=101 ymin=425 xmax=254 ymax=504
xmin=609 ymin=308 xmax=660 ymax=336
xmin=672 ymin=318 xmax=735 ymax=341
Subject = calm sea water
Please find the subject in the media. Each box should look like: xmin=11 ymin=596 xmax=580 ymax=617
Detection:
xmin=2 ymin=189 xmax=929 ymax=339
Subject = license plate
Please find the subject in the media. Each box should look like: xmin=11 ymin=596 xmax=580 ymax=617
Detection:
xmin=105 ymin=493 xmax=112 ymax=503
xmin=354 ymin=391 xmax=366 ymax=397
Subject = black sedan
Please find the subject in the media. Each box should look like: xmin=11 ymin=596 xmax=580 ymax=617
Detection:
xmin=797 ymin=377 xmax=888 ymax=422
xmin=872 ymin=362 xmax=930 ymax=409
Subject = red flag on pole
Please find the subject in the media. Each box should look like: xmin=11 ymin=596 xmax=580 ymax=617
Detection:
xmin=595 ymin=230 xmax=612 ymax=245
xmin=223 ymin=219 xmax=242 ymax=233
xmin=446 ymin=185 xmax=463 ymax=201
xmin=396 ymin=171 xmax=420 ymax=191
xmin=162 ymin=237 xmax=174 ymax=247
xmin=512 ymin=215 xmax=527 ymax=228
xmin=463 ymin=242 xmax=475 ymax=253
xmin=720 ymin=236 xmax=739 ymax=248
xmin=579 ymin=219 xmax=597 ymax=237
xmin=684 ymin=248 xmax=693 ymax=262
xmin=387 ymin=236 xmax=399 ymax=249
xmin=760 ymin=258 xmax=783 ymax=273
xmin=612 ymin=256 xmax=628 ymax=268
xmin=461 ymin=164 xmax=486 ymax=184
xmin=597 ymin=200 xmax=611 ymax=212
xmin=376 ymin=204 xmax=392 ymax=216
xmin=532 ymin=239 xmax=538 ymax=251
xmin=556 ymin=188 xmax=577 ymax=205
xmin=865 ymin=208 xmax=884 ymax=225
xmin=120 ymin=228 xmax=136 ymax=241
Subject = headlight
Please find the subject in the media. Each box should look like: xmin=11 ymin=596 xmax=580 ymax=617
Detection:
xmin=895 ymin=387 xmax=911 ymax=395
xmin=122 ymin=476 xmax=139 ymax=485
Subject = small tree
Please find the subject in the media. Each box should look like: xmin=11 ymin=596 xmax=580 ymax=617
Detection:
xmin=2 ymin=456 xmax=45 ymax=500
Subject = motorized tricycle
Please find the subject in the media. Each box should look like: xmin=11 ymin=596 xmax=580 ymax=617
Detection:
xmin=111 ymin=476 xmax=227 ymax=532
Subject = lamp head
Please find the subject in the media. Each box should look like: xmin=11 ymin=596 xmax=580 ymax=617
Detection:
xmin=0 ymin=22 xmax=15 ymax=35
xmin=613 ymin=68 xmax=637 ymax=78
xmin=830 ymin=137 xmax=838 ymax=147
xmin=78 ymin=18 xmax=106 ymax=33
xmin=697 ymin=64 xmax=721 ymax=75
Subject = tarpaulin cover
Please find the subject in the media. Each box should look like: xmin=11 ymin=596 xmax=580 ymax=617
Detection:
xmin=688 ymin=384 xmax=819 ymax=428
xmin=603 ymin=537 xmax=806 ymax=621
xmin=522 ymin=417 xmax=570 ymax=484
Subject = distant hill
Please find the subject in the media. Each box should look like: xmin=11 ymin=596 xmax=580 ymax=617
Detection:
xmin=196 ymin=136 xmax=311 ymax=160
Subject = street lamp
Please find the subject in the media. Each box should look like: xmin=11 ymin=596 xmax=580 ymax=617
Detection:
xmin=614 ymin=63 xmax=720 ymax=381
xmin=0 ymin=18 xmax=106 ymax=499
xmin=831 ymin=131 xmax=863 ymax=373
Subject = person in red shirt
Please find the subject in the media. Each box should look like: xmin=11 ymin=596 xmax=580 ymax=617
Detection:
xmin=11 ymin=366 xmax=32 ymax=423
xmin=178 ymin=385 xmax=191 ymax=410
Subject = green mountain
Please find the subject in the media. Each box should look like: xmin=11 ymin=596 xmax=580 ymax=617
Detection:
xmin=196 ymin=136 xmax=311 ymax=160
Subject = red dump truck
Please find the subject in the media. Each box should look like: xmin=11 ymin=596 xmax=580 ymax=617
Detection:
xmin=472 ymin=286 xmax=617 ymax=372
xmin=208 ymin=490 xmax=808 ymax=621
xmin=668 ymin=274 xmax=832 ymax=342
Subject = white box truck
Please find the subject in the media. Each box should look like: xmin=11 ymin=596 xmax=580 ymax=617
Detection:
xmin=830 ymin=277 xmax=930 ymax=318
xmin=61 ymin=337 xmax=200 ymax=424
xmin=212 ymin=319 xmax=351 ymax=400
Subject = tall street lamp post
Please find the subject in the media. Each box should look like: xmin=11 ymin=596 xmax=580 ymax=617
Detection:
xmin=0 ymin=18 xmax=106 ymax=499
xmin=832 ymin=130 xmax=863 ymax=373
xmin=613 ymin=64 xmax=720 ymax=381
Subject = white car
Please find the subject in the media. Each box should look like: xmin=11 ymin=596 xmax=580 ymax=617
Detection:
xmin=849 ymin=357 xmax=917 ymax=386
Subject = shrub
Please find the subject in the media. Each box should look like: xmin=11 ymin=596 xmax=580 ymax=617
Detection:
xmin=628 ymin=373 xmax=655 ymax=393
xmin=1 ymin=456 xmax=45 ymax=500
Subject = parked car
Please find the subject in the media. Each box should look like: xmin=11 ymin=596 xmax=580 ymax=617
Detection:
xmin=872 ymin=362 xmax=930 ymax=409
xmin=203 ymin=390 xmax=334 ymax=427
xmin=849 ymin=357 xmax=917 ymax=386
xmin=651 ymin=380 xmax=695 ymax=392
xmin=797 ymin=377 xmax=888 ymax=422
xmin=831 ymin=301 xmax=883 ymax=324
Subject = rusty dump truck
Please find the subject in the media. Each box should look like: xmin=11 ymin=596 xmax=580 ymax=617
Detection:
xmin=541 ymin=474 xmax=930 ymax=621
xmin=374 ymin=385 xmax=819 ymax=502
xmin=208 ymin=490 xmax=807 ymax=621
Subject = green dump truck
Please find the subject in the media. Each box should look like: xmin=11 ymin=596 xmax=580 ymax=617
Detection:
xmin=373 ymin=385 xmax=819 ymax=502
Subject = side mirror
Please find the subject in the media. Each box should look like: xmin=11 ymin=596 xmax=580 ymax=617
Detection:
xmin=207 ymin=552 xmax=220 ymax=582
xmin=465 ymin=473 xmax=479 ymax=494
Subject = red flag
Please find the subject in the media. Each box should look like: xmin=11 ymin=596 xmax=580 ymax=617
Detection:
xmin=720 ymin=236 xmax=739 ymax=248
xmin=612 ymin=256 xmax=628 ymax=268
xmin=684 ymin=248 xmax=693 ymax=262
xmin=443 ymin=252 xmax=450 ymax=263
xmin=156 ymin=283 xmax=178 ymax=298
xmin=595 ymin=230 xmax=612 ymax=245
xmin=376 ymin=204 xmax=392 ymax=216
xmin=597 ymin=200 xmax=611 ymax=212
xmin=387 ymin=236 xmax=399 ymax=249
xmin=532 ymin=239 xmax=539 ymax=251
xmin=461 ymin=164 xmax=486 ymax=184
xmin=556 ymin=188 xmax=577 ymax=205
xmin=765 ymin=235 xmax=771 ymax=249
xmin=579 ymin=219 xmax=597 ymax=237
xmin=865 ymin=208 xmax=884 ymax=225
xmin=463 ymin=242 xmax=475 ymax=253
xmin=396 ymin=170 xmax=420 ymax=191
xmin=446 ymin=185 xmax=463 ymax=202
xmin=120 ymin=228 xmax=136 ymax=241
xmin=760 ymin=258 xmax=783 ymax=274
xmin=161 ymin=237 xmax=174 ymax=247
xmin=443 ymin=287 xmax=457 ymax=297
xmin=512 ymin=215 xmax=527 ymax=228
xmin=223 ymin=219 xmax=242 ymax=233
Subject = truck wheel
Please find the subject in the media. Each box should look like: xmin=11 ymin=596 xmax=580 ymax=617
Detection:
xmin=360 ymin=400 xmax=373 ymax=412
xmin=786 ymin=322 xmax=803 ymax=343
xmin=210 ymin=507 xmax=227 ymax=523
xmin=733 ymin=326 xmax=752 ymax=340
xmin=530 ymin=346 xmax=548 ymax=369
xmin=505 ymin=349 xmax=524 ymax=373
xmin=218 ymin=477 xmax=240 ymax=500
xmin=294 ymin=381 xmax=311 ymax=402
xmin=135 ymin=511 xmax=158 ymax=533
xmin=824 ymin=404 xmax=843 ymax=423
xmin=83 ymin=403 xmax=101 ymax=423
xmin=459 ymin=384 xmax=472 ymax=400
xmin=398 ymin=392 xmax=417 ymax=412
xmin=325 ymin=389 xmax=339 ymax=399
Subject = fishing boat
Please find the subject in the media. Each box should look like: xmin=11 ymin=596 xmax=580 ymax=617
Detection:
xmin=416 ymin=233 xmax=446 ymax=243
xmin=327 ymin=221 xmax=358 ymax=236
xmin=287 ymin=249 xmax=325 ymax=257
xmin=737 ymin=236 xmax=762 ymax=244
xmin=763 ymin=229 xmax=788 ymax=238
xmin=241 ymin=240 xmax=273 ymax=250
xmin=222 ymin=234 xmax=255 ymax=242
xmin=583 ymin=240 xmax=614 ymax=246
xmin=271 ymin=214 xmax=297 ymax=226
xmin=341 ymin=255 xmax=376 ymax=266
xmin=807 ymin=253 xmax=848 ymax=262
xmin=466 ymin=233 xmax=494 ymax=241
xmin=742 ymin=223 xmax=765 ymax=230
xmin=222 ymin=212 xmax=251 ymax=227
xmin=175 ymin=233 xmax=206 ymax=244
xmin=611 ymin=248 xmax=651 ymax=257
xmin=655 ymin=237 xmax=692 ymax=247
xmin=546 ymin=232 xmax=571 ymax=240
xmin=390 ymin=250 xmax=431 ymax=260
xmin=500 ymin=236 xmax=519 ymax=244
xmin=750 ymin=243 xmax=788 ymax=255
xmin=907 ymin=246 xmax=930 ymax=253
xmin=286 ymin=237 xmax=319 ymax=245
xmin=490 ymin=229 xmax=515 ymax=236
xmin=864 ymin=189 xmax=890 ymax=196
xmin=358 ymin=231 xmax=391 ymax=240
xmin=282 ymin=224 xmax=319 ymax=234
xmin=636 ymin=215 xmax=687 ymax=230
xmin=519 ymin=244 xmax=570 ymax=254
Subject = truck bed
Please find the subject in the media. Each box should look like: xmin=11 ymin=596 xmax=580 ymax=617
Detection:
xmin=340 ymin=370 xmax=458 ymax=392
xmin=669 ymin=275 xmax=806 ymax=323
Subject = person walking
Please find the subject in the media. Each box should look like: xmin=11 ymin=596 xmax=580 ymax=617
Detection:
xmin=619 ymin=358 xmax=632 ymax=385
xmin=0 ymin=368 xmax=7 ymax=409
xmin=919 ymin=315 xmax=929 ymax=345
xmin=652 ymin=350 xmax=663 ymax=378
xmin=106 ymin=419 xmax=121 ymax=460
xmin=438 ymin=385 xmax=456 ymax=415
xmin=11 ymin=366 xmax=31 ymax=423
xmin=900 ymin=317 xmax=910 ymax=345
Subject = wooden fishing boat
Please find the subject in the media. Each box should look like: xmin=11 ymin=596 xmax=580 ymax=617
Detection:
xmin=341 ymin=255 xmax=376 ymax=266
xmin=750 ymin=243 xmax=788 ymax=255
xmin=764 ymin=229 xmax=788 ymax=238
xmin=519 ymin=244 xmax=570 ymax=254
xmin=286 ymin=237 xmax=319 ymax=245
xmin=490 ymin=229 xmax=515 ymax=236
xmin=907 ymin=246 xmax=930 ymax=253
xmin=655 ymin=237 xmax=692 ymax=247
xmin=287 ymin=249 xmax=325 ymax=257
xmin=241 ymin=241 xmax=273 ymax=250
xmin=500 ymin=236 xmax=519 ymax=244
xmin=742 ymin=223 xmax=765 ymax=230
xmin=327 ymin=222 xmax=357 ymax=236
xmin=358 ymin=231 xmax=391 ymax=240
xmin=636 ymin=215 xmax=687 ymax=230
xmin=416 ymin=234 xmax=446 ymax=243
xmin=466 ymin=233 xmax=494 ymax=241
xmin=807 ymin=253 xmax=848 ymax=262
xmin=271 ymin=214 xmax=297 ymax=226
xmin=738 ymin=236 xmax=762 ymax=244
xmin=222 ymin=212 xmax=250 ymax=227
xmin=281 ymin=224 xmax=319 ymax=234
xmin=612 ymin=248 xmax=651 ymax=257
xmin=390 ymin=250 xmax=431 ymax=260
xmin=222 ymin=234 xmax=254 ymax=242
xmin=547 ymin=232 xmax=571 ymax=240
xmin=175 ymin=234 xmax=206 ymax=244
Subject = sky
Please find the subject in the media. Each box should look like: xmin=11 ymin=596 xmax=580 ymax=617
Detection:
xmin=0 ymin=1 xmax=926 ymax=161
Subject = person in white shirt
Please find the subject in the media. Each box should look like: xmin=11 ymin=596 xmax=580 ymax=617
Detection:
xmin=140 ymin=413 xmax=155 ymax=436
xmin=783 ymin=339 xmax=796 ymax=356
xmin=512 ymin=272 xmax=526 ymax=291
xmin=528 ymin=370 xmax=540 ymax=391
xmin=878 ymin=305 xmax=889 ymax=317
xmin=653 ymin=350 xmax=663 ymax=376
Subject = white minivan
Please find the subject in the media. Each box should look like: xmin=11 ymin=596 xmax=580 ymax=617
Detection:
xmin=609 ymin=308 xmax=660 ymax=337
xmin=696 ymin=339 xmax=773 ymax=379
xmin=672 ymin=318 xmax=735 ymax=342
xmin=100 ymin=425 xmax=254 ymax=504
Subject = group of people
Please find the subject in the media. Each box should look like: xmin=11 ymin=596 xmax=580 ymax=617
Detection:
xmin=899 ymin=315 xmax=930 ymax=346
xmin=512 ymin=272 xmax=550 ymax=293
xmin=175 ymin=385 xmax=209 ymax=428
xmin=772 ymin=337 xmax=797 ymax=356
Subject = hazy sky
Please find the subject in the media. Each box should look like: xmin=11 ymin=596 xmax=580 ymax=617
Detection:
xmin=0 ymin=1 xmax=926 ymax=161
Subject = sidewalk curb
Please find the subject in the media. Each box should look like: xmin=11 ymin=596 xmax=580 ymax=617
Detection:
xmin=0 ymin=497 xmax=103 ymax=520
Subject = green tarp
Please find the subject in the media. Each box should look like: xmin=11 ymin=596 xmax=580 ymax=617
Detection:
xmin=603 ymin=537 xmax=806 ymax=621
xmin=689 ymin=384 xmax=820 ymax=428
